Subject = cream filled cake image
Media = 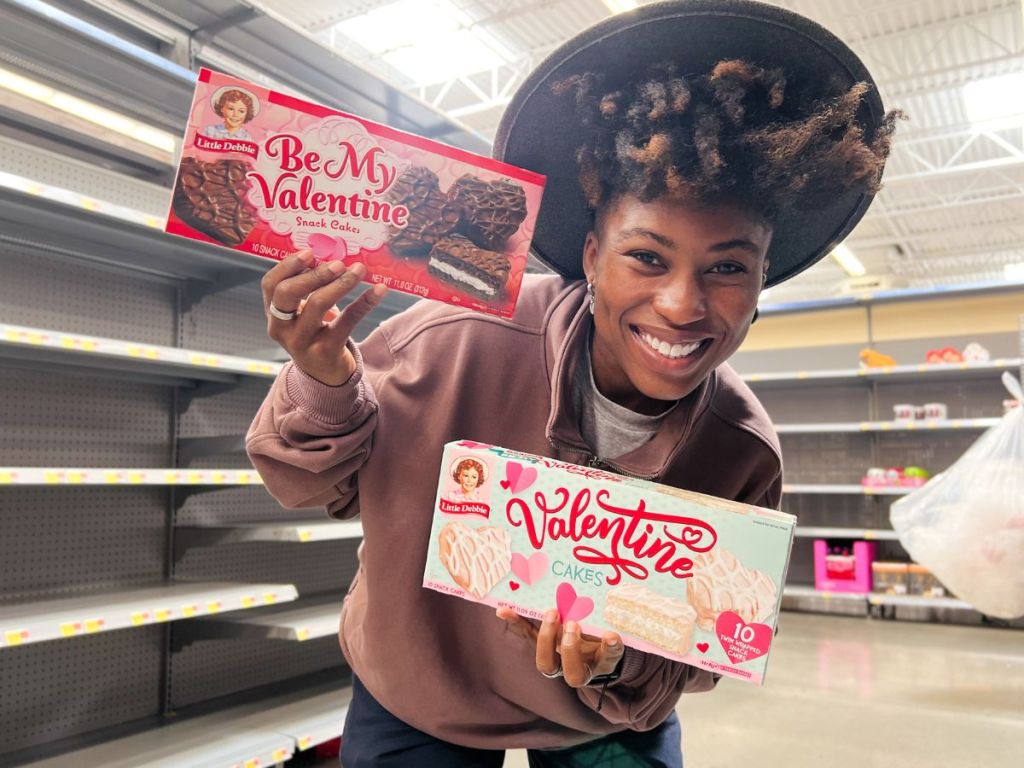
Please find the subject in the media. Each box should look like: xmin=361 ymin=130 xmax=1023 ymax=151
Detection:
xmin=687 ymin=548 xmax=778 ymax=631
xmin=438 ymin=521 xmax=512 ymax=599
xmin=603 ymin=584 xmax=697 ymax=655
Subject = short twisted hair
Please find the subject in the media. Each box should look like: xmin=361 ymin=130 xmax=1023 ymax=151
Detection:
xmin=554 ymin=60 xmax=903 ymax=223
xmin=214 ymin=89 xmax=256 ymax=123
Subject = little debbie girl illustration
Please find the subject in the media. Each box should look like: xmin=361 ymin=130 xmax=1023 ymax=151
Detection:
xmin=202 ymin=86 xmax=259 ymax=141
xmin=446 ymin=458 xmax=487 ymax=503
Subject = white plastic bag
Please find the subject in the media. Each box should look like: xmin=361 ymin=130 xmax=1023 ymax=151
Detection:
xmin=890 ymin=372 xmax=1024 ymax=618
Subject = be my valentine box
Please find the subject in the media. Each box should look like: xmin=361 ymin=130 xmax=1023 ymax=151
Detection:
xmin=423 ymin=442 xmax=796 ymax=685
xmin=165 ymin=68 xmax=545 ymax=318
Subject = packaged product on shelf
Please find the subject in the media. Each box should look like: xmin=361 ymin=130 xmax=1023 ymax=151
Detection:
xmin=814 ymin=540 xmax=875 ymax=593
xmin=165 ymin=69 xmax=546 ymax=318
xmin=871 ymin=562 xmax=909 ymax=595
xmin=423 ymin=441 xmax=796 ymax=685
xmin=923 ymin=402 xmax=948 ymax=420
xmin=907 ymin=564 xmax=947 ymax=598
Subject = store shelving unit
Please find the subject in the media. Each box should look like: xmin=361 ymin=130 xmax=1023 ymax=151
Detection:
xmin=189 ymin=597 xmax=345 ymax=644
xmin=739 ymin=329 xmax=1023 ymax=626
xmin=22 ymin=685 xmax=350 ymax=767
xmin=1 ymin=583 xmax=298 ymax=648
xmin=175 ymin=520 xmax=363 ymax=550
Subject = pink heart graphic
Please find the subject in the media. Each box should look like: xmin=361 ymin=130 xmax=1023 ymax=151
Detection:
xmin=308 ymin=233 xmax=349 ymax=263
xmin=499 ymin=461 xmax=537 ymax=494
xmin=716 ymin=611 xmax=772 ymax=665
xmin=510 ymin=552 xmax=549 ymax=586
xmin=556 ymin=582 xmax=594 ymax=624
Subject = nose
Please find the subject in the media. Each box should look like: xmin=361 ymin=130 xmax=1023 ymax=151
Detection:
xmin=651 ymin=272 xmax=708 ymax=326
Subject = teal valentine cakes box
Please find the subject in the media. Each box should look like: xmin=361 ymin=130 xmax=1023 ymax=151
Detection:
xmin=423 ymin=441 xmax=796 ymax=686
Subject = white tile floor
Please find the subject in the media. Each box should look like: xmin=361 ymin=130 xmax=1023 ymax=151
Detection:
xmin=504 ymin=612 xmax=1024 ymax=768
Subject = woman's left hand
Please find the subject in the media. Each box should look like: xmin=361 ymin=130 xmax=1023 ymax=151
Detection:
xmin=496 ymin=607 xmax=624 ymax=688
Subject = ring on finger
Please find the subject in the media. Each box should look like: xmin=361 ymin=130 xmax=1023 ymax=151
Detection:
xmin=583 ymin=663 xmax=594 ymax=685
xmin=540 ymin=662 xmax=563 ymax=679
xmin=268 ymin=302 xmax=297 ymax=321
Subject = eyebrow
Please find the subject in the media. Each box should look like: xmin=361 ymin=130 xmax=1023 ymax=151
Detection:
xmin=616 ymin=229 xmax=761 ymax=254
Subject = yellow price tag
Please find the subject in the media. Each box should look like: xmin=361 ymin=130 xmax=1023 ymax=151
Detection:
xmin=104 ymin=471 xmax=121 ymax=484
xmin=298 ymin=530 xmax=312 ymax=543
xmin=60 ymin=622 xmax=81 ymax=637
xmin=85 ymin=619 xmax=103 ymax=633
xmin=298 ymin=737 xmax=312 ymax=750
xmin=241 ymin=596 xmax=256 ymax=608
xmin=864 ymin=531 xmax=877 ymax=540
xmin=211 ymin=472 xmax=226 ymax=484
xmin=237 ymin=472 xmax=251 ymax=485
xmin=82 ymin=198 xmax=100 ymax=211
xmin=797 ymin=371 xmax=809 ymax=379
xmin=68 ymin=471 xmax=86 ymax=484
xmin=60 ymin=337 xmax=77 ymax=349
xmin=244 ymin=760 xmax=258 ymax=768
xmin=189 ymin=354 xmax=205 ymax=366
xmin=131 ymin=612 xmax=148 ymax=626
xmin=5 ymin=630 xmax=27 ymax=646
xmin=127 ymin=345 xmax=143 ymax=357
xmin=155 ymin=609 xmax=171 ymax=622
xmin=128 ymin=472 xmax=144 ymax=485
xmin=144 ymin=349 xmax=159 ymax=360
xmin=0 ymin=472 xmax=14 ymax=484
xmin=27 ymin=333 xmax=45 ymax=345
xmin=273 ymin=749 xmax=289 ymax=761
xmin=44 ymin=471 xmax=62 ymax=484
xmin=187 ymin=472 xmax=202 ymax=484
xmin=207 ymin=601 xmax=222 ymax=614
xmin=296 ymin=628 xmax=310 ymax=641
xmin=165 ymin=472 xmax=179 ymax=484
xmin=182 ymin=605 xmax=197 ymax=618
xmin=820 ymin=591 xmax=832 ymax=599
xmin=3 ymin=329 xmax=18 ymax=342
xmin=263 ymin=592 xmax=277 ymax=604
xmin=82 ymin=340 xmax=98 ymax=351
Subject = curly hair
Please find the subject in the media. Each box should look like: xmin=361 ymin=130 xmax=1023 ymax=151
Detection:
xmin=214 ymin=89 xmax=256 ymax=123
xmin=553 ymin=60 xmax=903 ymax=223
xmin=453 ymin=459 xmax=485 ymax=485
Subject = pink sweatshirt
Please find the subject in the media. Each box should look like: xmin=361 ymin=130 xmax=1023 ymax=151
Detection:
xmin=246 ymin=276 xmax=782 ymax=749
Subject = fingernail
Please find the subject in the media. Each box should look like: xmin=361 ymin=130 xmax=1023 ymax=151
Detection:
xmin=350 ymin=262 xmax=367 ymax=278
xmin=606 ymin=635 xmax=619 ymax=647
xmin=563 ymin=625 xmax=578 ymax=647
xmin=326 ymin=261 xmax=345 ymax=275
xmin=544 ymin=609 xmax=558 ymax=624
xmin=297 ymin=249 xmax=315 ymax=264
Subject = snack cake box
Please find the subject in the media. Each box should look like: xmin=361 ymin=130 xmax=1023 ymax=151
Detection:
xmin=423 ymin=441 xmax=796 ymax=685
xmin=165 ymin=68 xmax=546 ymax=318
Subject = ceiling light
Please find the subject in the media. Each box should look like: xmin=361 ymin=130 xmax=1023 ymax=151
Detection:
xmin=0 ymin=65 xmax=176 ymax=154
xmin=333 ymin=0 xmax=512 ymax=84
xmin=962 ymin=72 xmax=1024 ymax=125
xmin=1005 ymin=262 xmax=1024 ymax=281
xmin=603 ymin=0 xmax=639 ymax=13
xmin=830 ymin=244 xmax=866 ymax=277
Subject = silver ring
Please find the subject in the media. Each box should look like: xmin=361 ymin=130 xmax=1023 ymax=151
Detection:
xmin=268 ymin=303 xmax=297 ymax=321
xmin=540 ymin=663 xmax=563 ymax=679
xmin=583 ymin=663 xmax=594 ymax=685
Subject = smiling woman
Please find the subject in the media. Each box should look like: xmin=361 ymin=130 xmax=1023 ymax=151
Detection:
xmin=246 ymin=2 xmax=902 ymax=766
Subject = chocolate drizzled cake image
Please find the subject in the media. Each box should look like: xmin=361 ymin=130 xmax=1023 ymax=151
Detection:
xmin=428 ymin=235 xmax=511 ymax=301
xmin=386 ymin=166 xmax=462 ymax=257
xmin=385 ymin=166 xmax=526 ymax=299
xmin=172 ymin=157 xmax=257 ymax=246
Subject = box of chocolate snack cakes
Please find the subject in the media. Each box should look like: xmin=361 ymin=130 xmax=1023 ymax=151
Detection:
xmin=165 ymin=69 xmax=545 ymax=318
xmin=423 ymin=441 xmax=797 ymax=685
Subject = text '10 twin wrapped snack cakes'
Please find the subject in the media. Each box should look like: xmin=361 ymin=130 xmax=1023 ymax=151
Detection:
xmin=166 ymin=69 xmax=546 ymax=318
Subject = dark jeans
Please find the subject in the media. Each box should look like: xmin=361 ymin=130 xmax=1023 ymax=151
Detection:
xmin=340 ymin=675 xmax=683 ymax=768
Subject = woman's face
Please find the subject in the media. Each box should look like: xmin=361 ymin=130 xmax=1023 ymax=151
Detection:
xmin=458 ymin=467 xmax=480 ymax=492
xmin=584 ymin=194 xmax=771 ymax=414
xmin=223 ymin=99 xmax=248 ymax=129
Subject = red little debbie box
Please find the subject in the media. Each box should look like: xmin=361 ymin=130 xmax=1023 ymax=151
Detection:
xmin=165 ymin=69 xmax=546 ymax=318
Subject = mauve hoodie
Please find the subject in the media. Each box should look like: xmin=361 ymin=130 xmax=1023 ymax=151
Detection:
xmin=246 ymin=275 xmax=783 ymax=749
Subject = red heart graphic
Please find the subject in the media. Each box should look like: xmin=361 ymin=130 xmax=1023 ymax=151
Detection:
xmin=697 ymin=642 xmax=710 ymax=654
xmin=681 ymin=527 xmax=705 ymax=546
xmin=509 ymin=581 xmax=520 ymax=591
xmin=716 ymin=611 xmax=772 ymax=665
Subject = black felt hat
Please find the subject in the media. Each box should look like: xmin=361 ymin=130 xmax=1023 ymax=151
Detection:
xmin=493 ymin=0 xmax=888 ymax=286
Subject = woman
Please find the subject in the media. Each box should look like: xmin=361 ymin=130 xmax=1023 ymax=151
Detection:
xmin=202 ymin=86 xmax=258 ymax=141
xmin=247 ymin=2 xmax=899 ymax=765
xmin=447 ymin=458 xmax=486 ymax=502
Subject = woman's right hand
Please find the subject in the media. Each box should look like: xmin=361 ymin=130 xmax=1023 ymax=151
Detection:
xmin=261 ymin=249 xmax=388 ymax=386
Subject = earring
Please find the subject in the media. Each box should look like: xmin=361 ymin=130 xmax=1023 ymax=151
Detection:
xmin=586 ymin=282 xmax=596 ymax=315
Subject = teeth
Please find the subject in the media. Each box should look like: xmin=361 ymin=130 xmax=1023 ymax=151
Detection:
xmin=640 ymin=332 xmax=703 ymax=359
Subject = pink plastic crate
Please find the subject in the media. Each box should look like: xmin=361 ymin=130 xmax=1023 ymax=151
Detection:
xmin=814 ymin=540 xmax=876 ymax=593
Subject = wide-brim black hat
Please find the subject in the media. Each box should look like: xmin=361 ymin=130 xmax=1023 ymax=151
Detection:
xmin=494 ymin=0 xmax=887 ymax=287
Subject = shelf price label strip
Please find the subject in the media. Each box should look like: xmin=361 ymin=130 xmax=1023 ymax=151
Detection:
xmin=0 ymin=323 xmax=284 ymax=378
